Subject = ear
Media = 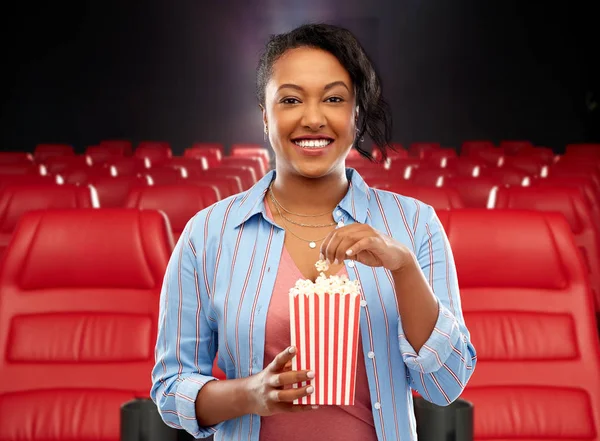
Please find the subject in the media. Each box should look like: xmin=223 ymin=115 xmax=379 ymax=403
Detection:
xmin=260 ymin=105 xmax=268 ymax=128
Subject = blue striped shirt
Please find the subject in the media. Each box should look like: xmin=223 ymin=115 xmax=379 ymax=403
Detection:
xmin=151 ymin=168 xmax=477 ymax=440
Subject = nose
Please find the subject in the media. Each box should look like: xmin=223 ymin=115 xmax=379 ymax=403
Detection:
xmin=300 ymin=101 xmax=326 ymax=131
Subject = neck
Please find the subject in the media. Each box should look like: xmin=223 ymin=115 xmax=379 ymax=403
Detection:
xmin=271 ymin=165 xmax=349 ymax=215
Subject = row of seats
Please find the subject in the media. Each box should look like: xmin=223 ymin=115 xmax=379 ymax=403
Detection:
xmin=0 ymin=207 xmax=598 ymax=440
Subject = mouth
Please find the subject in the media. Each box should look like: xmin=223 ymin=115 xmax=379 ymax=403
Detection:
xmin=291 ymin=137 xmax=334 ymax=150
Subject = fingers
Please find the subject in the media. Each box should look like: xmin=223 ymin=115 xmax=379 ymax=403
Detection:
xmin=270 ymin=369 xmax=314 ymax=387
xmin=345 ymin=237 xmax=377 ymax=258
xmin=270 ymin=384 xmax=315 ymax=403
xmin=269 ymin=346 xmax=296 ymax=372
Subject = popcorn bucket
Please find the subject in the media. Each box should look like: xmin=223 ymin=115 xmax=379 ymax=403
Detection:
xmin=289 ymin=275 xmax=362 ymax=405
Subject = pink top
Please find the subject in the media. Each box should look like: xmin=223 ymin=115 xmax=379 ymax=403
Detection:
xmin=259 ymin=207 xmax=377 ymax=440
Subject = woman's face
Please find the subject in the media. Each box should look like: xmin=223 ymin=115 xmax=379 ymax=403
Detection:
xmin=263 ymin=47 xmax=357 ymax=179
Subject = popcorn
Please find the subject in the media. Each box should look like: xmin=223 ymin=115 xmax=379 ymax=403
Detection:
xmin=315 ymin=259 xmax=329 ymax=272
xmin=289 ymin=272 xmax=362 ymax=406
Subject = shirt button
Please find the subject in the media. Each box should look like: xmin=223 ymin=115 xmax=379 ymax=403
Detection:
xmin=360 ymin=300 xmax=367 ymax=307
xmin=337 ymin=220 xmax=344 ymax=228
xmin=347 ymin=261 xmax=355 ymax=268
xmin=368 ymin=351 xmax=375 ymax=359
xmin=335 ymin=210 xmax=342 ymax=217
xmin=374 ymin=402 xmax=381 ymax=410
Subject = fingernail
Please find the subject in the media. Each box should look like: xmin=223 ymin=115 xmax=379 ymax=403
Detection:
xmin=312 ymin=405 xmax=320 ymax=409
xmin=333 ymin=258 xmax=339 ymax=265
xmin=319 ymin=253 xmax=324 ymax=261
xmin=346 ymin=249 xmax=353 ymax=256
xmin=325 ymin=259 xmax=330 ymax=265
xmin=288 ymin=346 xmax=296 ymax=354
xmin=307 ymin=371 xmax=315 ymax=379
xmin=307 ymin=386 xmax=314 ymax=394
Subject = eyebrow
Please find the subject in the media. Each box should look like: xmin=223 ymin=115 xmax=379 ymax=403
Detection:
xmin=277 ymin=81 xmax=350 ymax=93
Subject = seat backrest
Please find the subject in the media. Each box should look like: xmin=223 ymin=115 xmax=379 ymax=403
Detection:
xmin=44 ymin=155 xmax=93 ymax=174
xmin=502 ymin=155 xmax=545 ymax=176
xmin=438 ymin=209 xmax=600 ymax=440
xmin=460 ymin=140 xmax=496 ymax=156
xmin=0 ymin=174 xmax=59 ymax=193
xmin=565 ymin=143 xmax=600 ymax=158
xmin=63 ymin=165 xmax=115 ymax=185
xmin=212 ymin=165 xmax=256 ymax=189
xmin=499 ymin=140 xmax=534 ymax=155
xmin=33 ymin=144 xmax=75 ymax=162
xmin=185 ymin=145 xmax=222 ymax=167
xmin=409 ymin=142 xmax=441 ymax=158
xmin=444 ymin=176 xmax=499 ymax=208
xmin=99 ymin=140 xmax=133 ymax=156
xmin=480 ymin=165 xmax=529 ymax=186
xmin=187 ymin=142 xmax=224 ymax=154
xmin=167 ymin=157 xmax=209 ymax=177
xmin=145 ymin=166 xmax=187 ymax=185
xmin=108 ymin=157 xmax=150 ymax=176
xmin=88 ymin=175 xmax=151 ymax=208
xmin=230 ymin=144 xmax=271 ymax=171
xmin=85 ymin=145 xmax=122 ymax=164
xmin=408 ymin=167 xmax=446 ymax=187
xmin=494 ymin=186 xmax=600 ymax=311
xmin=220 ymin=156 xmax=264 ymax=178
xmin=380 ymin=184 xmax=464 ymax=210
xmin=125 ymin=184 xmax=218 ymax=241
xmin=134 ymin=141 xmax=172 ymax=163
xmin=194 ymin=171 xmax=243 ymax=196
xmin=0 ymin=163 xmax=46 ymax=176
xmin=0 ymin=208 xmax=174 ymax=441
xmin=0 ymin=152 xmax=33 ymax=165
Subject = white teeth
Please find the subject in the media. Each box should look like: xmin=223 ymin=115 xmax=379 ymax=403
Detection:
xmin=294 ymin=139 xmax=332 ymax=148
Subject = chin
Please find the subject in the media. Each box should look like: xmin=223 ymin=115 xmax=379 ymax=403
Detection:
xmin=291 ymin=159 xmax=344 ymax=179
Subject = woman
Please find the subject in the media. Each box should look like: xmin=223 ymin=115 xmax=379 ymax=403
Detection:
xmin=151 ymin=23 xmax=476 ymax=440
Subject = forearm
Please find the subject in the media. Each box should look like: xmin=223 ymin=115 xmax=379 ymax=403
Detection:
xmin=195 ymin=377 xmax=252 ymax=427
xmin=391 ymin=253 xmax=439 ymax=352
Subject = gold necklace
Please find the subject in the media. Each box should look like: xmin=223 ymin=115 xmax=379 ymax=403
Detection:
xmin=269 ymin=182 xmax=334 ymax=218
xmin=270 ymin=193 xmax=333 ymax=248
xmin=269 ymin=191 xmax=337 ymax=228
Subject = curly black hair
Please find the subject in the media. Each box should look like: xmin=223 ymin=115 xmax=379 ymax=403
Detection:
xmin=256 ymin=23 xmax=393 ymax=161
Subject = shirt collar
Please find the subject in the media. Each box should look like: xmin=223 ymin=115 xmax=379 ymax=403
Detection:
xmin=233 ymin=168 xmax=370 ymax=228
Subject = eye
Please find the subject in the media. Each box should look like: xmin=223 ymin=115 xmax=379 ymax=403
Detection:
xmin=325 ymin=96 xmax=344 ymax=103
xmin=281 ymin=97 xmax=301 ymax=105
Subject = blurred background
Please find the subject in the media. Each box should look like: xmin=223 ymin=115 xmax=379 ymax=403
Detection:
xmin=0 ymin=1 xmax=599 ymax=440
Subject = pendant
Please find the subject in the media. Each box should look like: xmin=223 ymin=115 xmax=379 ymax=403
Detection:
xmin=309 ymin=241 xmax=317 ymax=249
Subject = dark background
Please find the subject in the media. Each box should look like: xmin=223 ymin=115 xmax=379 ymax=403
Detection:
xmin=0 ymin=0 xmax=597 ymax=154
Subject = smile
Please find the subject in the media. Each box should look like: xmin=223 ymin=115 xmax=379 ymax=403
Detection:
xmin=293 ymin=139 xmax=333 ymax=149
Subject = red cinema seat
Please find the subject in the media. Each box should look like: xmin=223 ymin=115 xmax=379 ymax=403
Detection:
xmin=421 ymin=148 xmax=457 ymax=163
xmin=0 ymin=163 xmax=47 ymax=176
xmin=0 ymin=184 xmax=96 ymax=259
xmin=62 ymin=166 xmax=115 ymax=185
xmin=166 ymin=157 xmax=209 ymax=177
xmin=0 ymin=152 xmax=33 ymax=165
xmin=230 ymin=144 xmax=271 ymax=171
xmin=371 ymin=143 xmax=407 ymax=161
xmin=460 ymin=140 xmax=496 ymax=157
xmin=109 ymin=157 xmax=150 ymax=176
xmin=185 ymin=145 xmax=222 ymax=168
xmin=85 ymin=145 xmax=123 ymax=164
xmin=0 ymin=208 xmax=174 ymax=441
xmin=387 ymin=158 xmax=421 ymax=178
xmin=444 ymin=176 xmax=499 ymax=208
xmin=100 ymin=140 xmax=133 ymax=156
xmin=565 ymin=143 xmax=600 ymax=158
xmin=88 ymin=175 xmax=151 ymax=208
xmin=135 ymin=141 xmax=172 ymax=164
xmin=0 ymin=174 xmax=60 ymax=193
xmin=212 ymin=165 xmax=256 ymax=189
xmin=499 ymin=140 xmax=534 ymax=156
xmin=479 ymin=166 xmax=530 ymax=186
xmin=44 ymin=155 xmax=93 ymax=174
xmin=220 ymin=156 xmax=264 ymax=179
xmin=501 ymin=155 xmax=546 ymax=177
xmin=516 ymin=146 xmax=555 ymax=164
xmin=494 ymin=186 xmax=600 ymax=311
xmin=437 ymin=209 xmax=600 ymax=441
xmin=145 ymin=167 xmax=187 ymax=186
xmin=193 ymin=171 xmax=243 ymax=197
xmin=379 ymin=184 xmax=464 ymax=210
xmin=187 ymin=142 xmax=224 ymax=155
xmin=443 ymin=157 xmax=484 ymax=178
xmin=408 ymin=167 xmax=446 ymax=187
xmin=409 ymin=142 xmax=441 ymax=159
xmin=125 ymin=184 xmax=219 ymax=241
xmin=33 ymin=144 xmax=75 ymax=162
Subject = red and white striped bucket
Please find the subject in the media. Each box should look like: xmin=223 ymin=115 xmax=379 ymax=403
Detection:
xmin=289 ymin=291 xmax=361 ymax=405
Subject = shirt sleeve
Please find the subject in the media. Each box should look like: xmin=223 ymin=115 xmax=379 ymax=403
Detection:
xmin=398 ymin=204 xmax=477 ymax=406
xmin=150 ymin=214 xmax=223 ymax=438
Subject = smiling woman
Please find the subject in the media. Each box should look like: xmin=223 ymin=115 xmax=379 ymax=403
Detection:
xmin=151 ymin=23 xmax=476 ymax=441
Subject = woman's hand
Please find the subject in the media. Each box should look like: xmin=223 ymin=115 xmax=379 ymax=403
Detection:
xmin=320 ymin=223 xmax=412 ymax=272
xmin=243 ymin=346 xmax=317 ymax=416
